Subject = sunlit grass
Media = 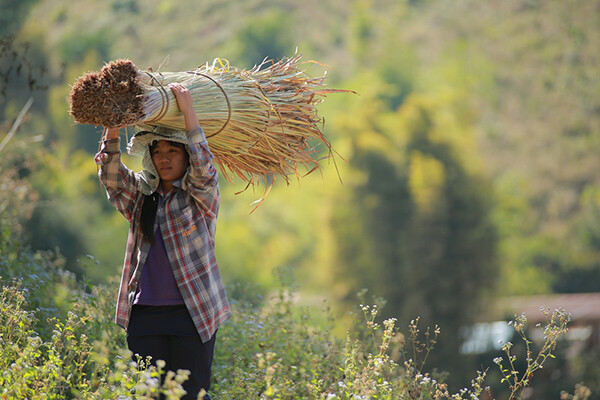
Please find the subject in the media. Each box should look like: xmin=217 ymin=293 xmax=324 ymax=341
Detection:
xmin=0 ymin=224 xmax=584 ymax=399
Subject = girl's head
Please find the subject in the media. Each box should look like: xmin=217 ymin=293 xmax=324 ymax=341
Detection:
xmin=141 ymin=139 xmax=190 ymax=243
xmin=149 ymin=140 xmax=190 ymax=186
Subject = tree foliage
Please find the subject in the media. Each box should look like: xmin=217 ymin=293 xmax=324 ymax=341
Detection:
xmin=406 ymin=0 xmax=600 ymax=295
xmin=329 ymin=82 xmax=498 ymax=385
xmin=0 ymin=0 xmax=39 ymax=37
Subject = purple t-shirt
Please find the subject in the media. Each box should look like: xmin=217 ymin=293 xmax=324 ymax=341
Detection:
xmin=134 ymin=229 xmax=185 ymax=306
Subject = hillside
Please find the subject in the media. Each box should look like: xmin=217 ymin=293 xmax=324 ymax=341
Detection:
xmin=2 ymin=0 xmax=600 ymax=395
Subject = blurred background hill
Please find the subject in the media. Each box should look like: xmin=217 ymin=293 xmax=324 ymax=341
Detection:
xmin=1 ymin=0 xmax=599 ymax=396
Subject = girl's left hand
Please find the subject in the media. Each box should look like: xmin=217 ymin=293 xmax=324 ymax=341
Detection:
xmin=169 ymin=83 xmax=200 ymax=131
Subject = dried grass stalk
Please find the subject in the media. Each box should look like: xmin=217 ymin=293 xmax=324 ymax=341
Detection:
xmin=69 ymin=55 xmax=352 ymax=185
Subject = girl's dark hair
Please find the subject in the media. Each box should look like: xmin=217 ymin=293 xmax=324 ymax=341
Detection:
xmin=141 ymin=192 xmax=159 ymax=244
xmin=140 ymin=140 xmax=190 ymax=244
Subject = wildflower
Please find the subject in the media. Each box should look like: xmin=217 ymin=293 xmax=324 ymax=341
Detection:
xmin=383 ymin=318 xmax=397 ymax=329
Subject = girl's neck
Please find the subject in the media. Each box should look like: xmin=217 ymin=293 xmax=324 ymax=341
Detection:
xmin=160 ymin=180 xmax=174 ymax=193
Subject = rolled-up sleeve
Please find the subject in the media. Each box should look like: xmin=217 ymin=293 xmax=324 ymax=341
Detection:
xmin=96 ymin=137 xmax=140 ymax=223
xmin=184 ymin=127 xmax=220 ymax=219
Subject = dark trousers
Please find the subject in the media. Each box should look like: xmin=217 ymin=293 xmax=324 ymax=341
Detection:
xmin=128 ymin=333 xmax=216 ymax=399
xmin=127 ymin=306 xmax=216 ymax=400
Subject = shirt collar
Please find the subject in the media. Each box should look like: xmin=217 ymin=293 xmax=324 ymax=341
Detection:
xmin=156 ymin=178 xmax=183 ymax=196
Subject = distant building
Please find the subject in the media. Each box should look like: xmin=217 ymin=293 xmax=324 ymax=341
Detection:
xmin=461 ymin=293 xmax=600 ymax=355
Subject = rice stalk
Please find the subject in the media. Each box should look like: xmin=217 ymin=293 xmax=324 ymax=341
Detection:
xmin=69 ymin=55 xmax=353 ymax=186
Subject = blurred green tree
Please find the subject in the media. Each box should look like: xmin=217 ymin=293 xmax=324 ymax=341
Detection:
xmin=0 ymin=0 xmax=39 ymax=37
xmin=324 ymin=58 xmax=498 ymax=385
xmin=333 ymin=107 xmax=497 ymax=386
xmin=409 ymin=0 xmax=600 ymax=297
xmin=226 ymin=9 xmax=295 ymax=68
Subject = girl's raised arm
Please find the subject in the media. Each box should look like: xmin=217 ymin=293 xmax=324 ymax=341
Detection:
xmin=103 ymin=126 xmax=121 ymax=140
xmin=168 ymin=83 xmax=201 ymax=132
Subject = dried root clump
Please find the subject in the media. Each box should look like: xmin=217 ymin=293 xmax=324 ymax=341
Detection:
xmin=69 ymin=59 xmax=144 ymax=127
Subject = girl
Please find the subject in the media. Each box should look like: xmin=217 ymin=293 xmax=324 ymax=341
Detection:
xmin=96 ymin=82 xmax=230 ymax=400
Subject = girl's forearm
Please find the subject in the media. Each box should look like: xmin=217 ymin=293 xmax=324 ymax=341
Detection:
xmin=104 ymin=127 xmax=120 ymax=140
xmin=183 ymin=109 xmax=200 ymax=132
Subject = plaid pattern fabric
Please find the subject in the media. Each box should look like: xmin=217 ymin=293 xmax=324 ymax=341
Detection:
xmin=95 ymin=127 xmax=231 ymax=343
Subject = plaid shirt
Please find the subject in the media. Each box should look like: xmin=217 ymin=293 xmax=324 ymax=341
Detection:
xmin=95 ymin=127 xmax=231 ymax=342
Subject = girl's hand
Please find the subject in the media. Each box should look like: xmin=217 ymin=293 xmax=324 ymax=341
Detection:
xmin=169 ymin=83 xmax=200 ymax=131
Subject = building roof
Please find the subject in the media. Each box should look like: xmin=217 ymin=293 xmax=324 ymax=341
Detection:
xmin=497 ymin=292 xmax=600 ymax=325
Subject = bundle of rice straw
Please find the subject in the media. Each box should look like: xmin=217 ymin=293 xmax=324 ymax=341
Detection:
xmin=69 ymin=54 xmax=352 ymax=187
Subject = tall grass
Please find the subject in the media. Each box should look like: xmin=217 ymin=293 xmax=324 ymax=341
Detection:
xmin=0 ymin=223 xmax=587 ymax=399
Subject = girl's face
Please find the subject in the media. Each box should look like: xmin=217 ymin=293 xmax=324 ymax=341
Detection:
xmin=151 ymin=140 xmax=189 ymax=185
